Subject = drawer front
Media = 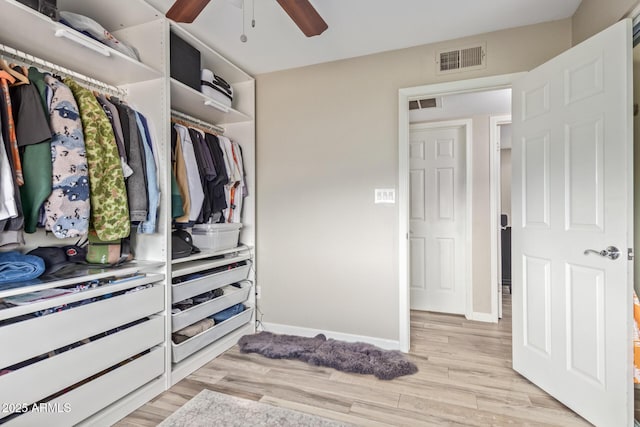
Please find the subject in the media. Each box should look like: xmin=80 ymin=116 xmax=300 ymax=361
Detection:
xmin=172 ymin=282 xmax=251 ymax=332
xmin=0 ymin=316 xmax=164 ymax=417
xmin=172 ymin=307 xmax=253 ymax=363
xmin=0 ymin=285 xmax=164 ymax=368
xmin=172 ymin=263 xmax=250 ymax=303
xmin=5 ymin=347 xmax=165 ymax=427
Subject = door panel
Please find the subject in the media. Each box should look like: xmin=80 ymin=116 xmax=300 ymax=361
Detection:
xmin=512 ymin=19 xmax=632 ymax=427
xmin=410 ymin=124 xmax=467 ymax=314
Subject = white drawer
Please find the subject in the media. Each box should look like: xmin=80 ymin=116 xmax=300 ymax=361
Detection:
xmin=172 ymin=307 xmax=253 ymax=363
xmin=172 ymin=262 xmax=250 ymax=303
xmin=0 ymin=316 xmax=164 ymax=420
xmin=172 ymin=282 xmax=251 ymax=332
xmin=5 ymin=347 xmax=165 ymax=427
xmin=0 ymin=285 xmax=164 ymax=368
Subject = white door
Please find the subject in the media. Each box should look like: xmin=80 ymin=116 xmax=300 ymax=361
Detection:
xmin=512 ymin=19 xmax=633 ymax=427
xmin=410 ymin=122 xmax=467 ymax=314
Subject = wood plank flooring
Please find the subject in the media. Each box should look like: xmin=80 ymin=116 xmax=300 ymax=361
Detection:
xmin=116 ymin=290 xmax=593 ymax=426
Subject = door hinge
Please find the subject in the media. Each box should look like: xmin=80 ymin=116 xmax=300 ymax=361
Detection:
xmin=629 ymin=248 xmax=634 ymax=261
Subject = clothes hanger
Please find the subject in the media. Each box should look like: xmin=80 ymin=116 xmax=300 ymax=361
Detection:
xmin=8 ymin=63 xmax=29 ymax=86
xmin=0 ymin=57 xmax=29 ymax=85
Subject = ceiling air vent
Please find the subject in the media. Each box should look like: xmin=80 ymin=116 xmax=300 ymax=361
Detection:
xmin=409 ymin=97 xmax=442 ymax=110
xmin=436 ymin=42 xmax=486 ymax=74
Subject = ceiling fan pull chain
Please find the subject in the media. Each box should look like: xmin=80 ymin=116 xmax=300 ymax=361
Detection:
xmin=240 ymin=0 xmax=247 ymax=42
xmin=251 ymin=0 xmax=255 ymax=28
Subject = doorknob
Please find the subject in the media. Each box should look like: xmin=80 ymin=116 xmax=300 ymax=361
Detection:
xmin=583 ymin=246 xmax=620 ymax=260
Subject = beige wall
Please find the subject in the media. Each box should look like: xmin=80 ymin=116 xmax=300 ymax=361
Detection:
xmin=256 ymin=19 xmax=572 ymax=341
xmin=572 ymin=0 xmax=638 ymax=44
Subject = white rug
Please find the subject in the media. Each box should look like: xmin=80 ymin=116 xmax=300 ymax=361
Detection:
xmin=159 ymin=389 xmax=351 ymax=427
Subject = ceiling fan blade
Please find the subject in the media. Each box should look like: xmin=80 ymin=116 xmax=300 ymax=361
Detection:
xmin=276 ymin=0 xmax=328 ymax=37
xmin=166 ymin=0 xmax=212 ymax=23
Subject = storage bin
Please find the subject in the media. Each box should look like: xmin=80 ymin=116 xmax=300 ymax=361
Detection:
xmin=172 ymin=281 xmax=251 ymax=332
xmin=192 ymin=223 xmax=242 ymax=251
xmin=172 ymin=307 xmax=253 ymax=363
xmin=171 ymin=261 xmax=250 ymax=303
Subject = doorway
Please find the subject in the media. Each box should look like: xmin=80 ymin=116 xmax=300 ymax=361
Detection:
xmin=398 ymin=74 xmax=523 ymax=352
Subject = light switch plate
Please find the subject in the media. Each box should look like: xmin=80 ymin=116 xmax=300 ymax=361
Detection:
xmin=375 ymin=188 xmax=395 ymax=204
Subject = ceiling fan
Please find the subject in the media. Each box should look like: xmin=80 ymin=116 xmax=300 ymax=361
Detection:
xmin=165 ymin=0 xmax=328 ymax=37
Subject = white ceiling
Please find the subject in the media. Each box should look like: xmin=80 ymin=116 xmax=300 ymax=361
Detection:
xmin=145 ymin=0 xmax=582 ymax=75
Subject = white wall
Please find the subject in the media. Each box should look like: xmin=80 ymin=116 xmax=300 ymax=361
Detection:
xmin=256 ymin=19 xmax=572 ymax=342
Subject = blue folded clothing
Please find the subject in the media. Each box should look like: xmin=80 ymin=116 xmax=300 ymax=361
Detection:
xmin=211 ymin=303 xmax=245 ymax=323
xmin=0 ymin=251 xmax=46 ymax=284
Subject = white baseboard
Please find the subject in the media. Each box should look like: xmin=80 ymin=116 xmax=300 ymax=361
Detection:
xmin=261 ymin=322 xmax=401 ymax=351
xmin=466 ymin=311 xmax=498 ymax=323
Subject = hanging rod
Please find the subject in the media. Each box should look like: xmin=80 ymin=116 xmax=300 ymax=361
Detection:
xmin=171 ymin=109 xmax=225 ymax=134
xmin=0 ymin=43 xmax=127 ymax=98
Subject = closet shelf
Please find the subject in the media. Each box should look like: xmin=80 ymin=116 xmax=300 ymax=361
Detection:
xmin=0 ymin=0 xmax=162 ymax=86
xmin=171 ymin=79 xmax=252 ymax=125
xmin=170 ymin=23 xmax=252 ymax=85
xmin=0 ymin=260 xmax=163 ymax=299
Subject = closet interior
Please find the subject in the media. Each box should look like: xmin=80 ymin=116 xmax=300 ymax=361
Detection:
xmin=0 ymin=0 xmax=255 ymax=425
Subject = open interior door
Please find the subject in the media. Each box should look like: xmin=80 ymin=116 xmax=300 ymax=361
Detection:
xmin=512 ymin=19 xmax=634 ymax=426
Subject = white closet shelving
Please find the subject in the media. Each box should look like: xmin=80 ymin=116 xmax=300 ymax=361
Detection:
xmin=167 ymin=22 xmax=256 ymax=385
xmin=0 ymin=0 xmax=256 ymax=424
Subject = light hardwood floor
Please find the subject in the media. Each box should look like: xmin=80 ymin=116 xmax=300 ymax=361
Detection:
xmin=117 ymin=290 xmax=593 ymax=426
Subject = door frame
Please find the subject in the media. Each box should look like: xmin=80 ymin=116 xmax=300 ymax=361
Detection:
xmin=490 ymin=114 xmax=512 ymax=322
xmin=409 ymin=119 xmax=473 ymax=315
xmin=398 ymin=73 xmax=524 ymax=352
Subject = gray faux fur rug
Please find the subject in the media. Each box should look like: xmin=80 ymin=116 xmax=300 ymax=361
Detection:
xmin=238 ymin=331 xmax=418 ymax=380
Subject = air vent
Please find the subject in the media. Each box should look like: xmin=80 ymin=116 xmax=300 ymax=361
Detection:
xmin=436 ymin=43 xmax=486 ymax=74
xmin=409 ymin=97 xmax=442 ymax=110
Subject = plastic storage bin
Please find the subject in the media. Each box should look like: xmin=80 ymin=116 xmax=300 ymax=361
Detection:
xmin=192 ymin=223 xmax=242 ymax=251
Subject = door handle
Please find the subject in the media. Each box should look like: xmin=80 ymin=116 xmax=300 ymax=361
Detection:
xmin=583 ymin=246 xmax=620 ymax=260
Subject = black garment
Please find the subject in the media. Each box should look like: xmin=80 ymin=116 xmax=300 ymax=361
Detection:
xmin=188 ymin=128 xmax=208 ymax=223
xmin=204 ymin=133 xmax=228 ymax=214
xmin=10 ymin=82 xmax=51 ymax=147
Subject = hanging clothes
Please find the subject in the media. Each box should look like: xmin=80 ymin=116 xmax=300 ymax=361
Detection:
xmin=11 ymin=68 xmax=53 ymax=234
xmin=111 ymin=98 xmax=148 ymax=223
xmin=0 ymin=114 xmax=16 ymax=222
xmin=203 ymin=132 xmax=228 ymax=216
xmin=135 ymin=111 xmax=159 ymax=234
xmin=0 ymin=70 xmax=25 ymax=245
xmin=95 ymin=94 xmax=133 ymax=178
xmin=43 ymin=75 xmax=90 ymax=239
xmin=170 ymin=126 xmax=184 ymax=219
xmin=65 ymin=78 xmax=129 ymax=241
xmin=172 ymin=125 xmax=191 ymax=224
xmin=219 ymin=135 xmax=242 ymax=223
xmin=0 ymin=71 xmax=22 ymax=186
xmin=174 ymin=123 xmax=204 ymax=225
xmin=188 ymin=128 xmax=212 ymax=223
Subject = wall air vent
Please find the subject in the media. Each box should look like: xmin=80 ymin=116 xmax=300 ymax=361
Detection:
xmin=408 ymin=97 xmax=442 ymax=110
xmin=436 ymin=42 xmax=486 ymax=74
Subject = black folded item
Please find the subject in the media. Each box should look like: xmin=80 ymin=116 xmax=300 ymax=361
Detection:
xmin=27 ymin=243 xmax=87 ymax=275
